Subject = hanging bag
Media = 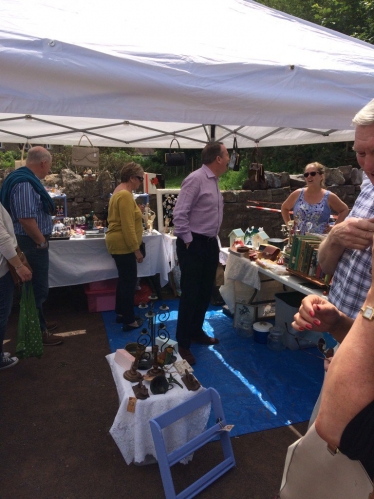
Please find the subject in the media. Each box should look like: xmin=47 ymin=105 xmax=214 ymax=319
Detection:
xmin=72 ymin=135 xmax=100 ymax=169
xmin=277 ymin=422 xmax=373 ymax=499
xmin=164 ymin=138 xmax=186 ymax=167
xmin=228 ymin=137 xmax=241 ymax=171
xmin=16 ymin=283 xmax=43 ymax=359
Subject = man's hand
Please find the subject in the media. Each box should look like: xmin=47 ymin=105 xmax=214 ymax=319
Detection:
xmin=327 ymin=217 xmax=374 ymax=251
xmin=318 ymin=216 xmax=374 ymax=275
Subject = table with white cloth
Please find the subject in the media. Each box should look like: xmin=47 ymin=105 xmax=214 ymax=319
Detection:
xmin=106 ymin=352 xmax=210 ymax=465
xmin=219 ymin=249 xmax=325 ymax=313
xmin=162 ymin=233 xmax=177 ymax=271
xmin=48 ymin=231 xmax=170 ymax=288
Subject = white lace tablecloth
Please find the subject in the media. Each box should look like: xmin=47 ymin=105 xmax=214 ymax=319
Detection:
xmin=106 ymin=353 xmax=210 ymax=465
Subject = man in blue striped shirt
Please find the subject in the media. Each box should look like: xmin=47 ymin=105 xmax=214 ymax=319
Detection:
xmin=1 ymin=146 xmax=63 ymax=346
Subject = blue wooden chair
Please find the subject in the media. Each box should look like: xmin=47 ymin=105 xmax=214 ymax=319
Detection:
xmin=149 ymin=387 xmax=236 ymax=499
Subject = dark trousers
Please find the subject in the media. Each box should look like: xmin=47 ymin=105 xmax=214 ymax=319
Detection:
xmin=175 ymin=235 xmax=219 ymax=349
xmin=16 ymin=235 xmax=49 ymax=332
xmin=112 ymin=253 xmax=137 ymax=324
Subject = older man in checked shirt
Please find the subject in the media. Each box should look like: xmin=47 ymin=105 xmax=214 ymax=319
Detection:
xmin=173 ymin=141 xmax=230 ymax=365
xmin=290 ymin=98 xmax=374 ymax=424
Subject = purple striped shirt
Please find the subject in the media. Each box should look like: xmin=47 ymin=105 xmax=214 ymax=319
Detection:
xmin=173 ymin=165 xmax=223 ymax=244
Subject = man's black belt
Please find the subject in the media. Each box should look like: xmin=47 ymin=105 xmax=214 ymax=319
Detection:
xmin=191 ymin=232 xmax=217 ymax=242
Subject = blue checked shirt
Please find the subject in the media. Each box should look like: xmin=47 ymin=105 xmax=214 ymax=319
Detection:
xmin=329 ymin=179 xmax=374 ymax=319
xmin=10 ymin=182 xmax=53 ymax=236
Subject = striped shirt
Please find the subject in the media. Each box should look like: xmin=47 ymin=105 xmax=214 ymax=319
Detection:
xmin=173 ymin=165 xmax=223 ymax=244
xmin=329 ymin=180 xmax=374 ymax=318
xmin=10 ymin=182 xmax=53 ymax=236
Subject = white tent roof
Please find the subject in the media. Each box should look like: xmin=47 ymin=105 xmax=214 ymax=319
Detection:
xmin=0 ymin=0 xmax=373 ymax=148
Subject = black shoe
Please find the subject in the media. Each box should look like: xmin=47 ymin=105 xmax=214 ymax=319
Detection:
xmin=191 ymin=330 xmax=220 ymax=345
xmin=116 ymin=315 xmax=141 ymax=324
xmin=123 ymin=319 xmax=143 ymax=332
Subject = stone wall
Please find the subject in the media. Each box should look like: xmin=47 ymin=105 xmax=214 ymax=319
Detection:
xmin=0 ymin=166 xmax=363 ymax=247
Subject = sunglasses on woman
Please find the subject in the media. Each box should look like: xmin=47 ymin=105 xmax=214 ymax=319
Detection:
xmin=304 ymin=171 xmax=319 ymax=178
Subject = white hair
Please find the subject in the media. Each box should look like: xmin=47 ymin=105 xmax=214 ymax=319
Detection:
xmin=352 ymin=98 xmax=374 ymax=126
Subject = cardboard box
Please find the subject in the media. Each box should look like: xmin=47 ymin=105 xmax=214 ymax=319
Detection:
xmin=155 ymin=336 xmax=178 ymax=353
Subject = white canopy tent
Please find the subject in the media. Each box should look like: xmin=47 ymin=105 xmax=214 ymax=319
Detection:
xmin=0 ymin=0 xmax=374 ymax=149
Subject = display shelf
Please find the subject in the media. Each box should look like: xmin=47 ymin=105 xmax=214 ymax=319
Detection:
xmin=286 ymin=268 xmax=329 ymax=289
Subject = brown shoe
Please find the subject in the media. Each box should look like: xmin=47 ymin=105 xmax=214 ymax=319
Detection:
xmin=178 ymin=347 xmax=196 ymax=365
xmin=42 ymin=330 xmax=63 ymax=346
xmin=45 ymin=321 xmax=58 ymax=331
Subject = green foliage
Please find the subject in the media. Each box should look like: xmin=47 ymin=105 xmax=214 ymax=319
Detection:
xmin=255 ymin=142 xmax=356 ymax=174
xmin=0 ymin=150 xmax=18 ymax=168
xmin=257 ymin=0 xmax=374 ymax=44
xmin=0 ymin=140 xmax=356 ymax=191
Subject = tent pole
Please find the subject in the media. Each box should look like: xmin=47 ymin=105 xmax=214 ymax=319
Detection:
xmin=210 ymin=125 xmax=216 ymax=142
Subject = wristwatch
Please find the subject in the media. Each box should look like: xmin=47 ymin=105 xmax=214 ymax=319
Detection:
xmin=360 ymin=305 xmax=374 ymax=320
xmin=37 ymin=240 xmax=48 ymax=249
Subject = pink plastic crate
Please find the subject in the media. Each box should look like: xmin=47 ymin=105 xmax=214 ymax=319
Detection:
xmin=84 ymin=286 xmax=116 ymax=312
xmin=85 ymin=278 xmax=118 ymax=291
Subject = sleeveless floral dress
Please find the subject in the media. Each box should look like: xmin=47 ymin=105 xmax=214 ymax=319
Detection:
xmin=293 ymin=189 xmax=331 ymax=234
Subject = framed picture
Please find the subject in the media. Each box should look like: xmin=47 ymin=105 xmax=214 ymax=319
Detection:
xmin=233 ymin=303 xmax=257 ymax=330
xmin=156 ymin=189 xmax=180 ymax=233
xmin=257 ymin=301 xmax=276 ymax=320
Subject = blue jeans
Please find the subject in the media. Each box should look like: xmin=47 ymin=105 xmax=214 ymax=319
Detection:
xmin=0 ymin=271 xmax=15 ymax=356
xmin=16 ymin=235 xmax=49 ymax=332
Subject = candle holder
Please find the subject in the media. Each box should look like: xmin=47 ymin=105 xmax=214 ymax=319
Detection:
xmin=281 ymin=220 xmax=295 ymax=254
xmin=137 ymin=295 xmax=171 ymax=378
xmin=123 ymin=344 xmax=146 ymax=382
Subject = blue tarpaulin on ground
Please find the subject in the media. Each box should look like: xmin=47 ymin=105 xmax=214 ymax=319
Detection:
xmin=103 ymin=300 xmax=327 ymax=437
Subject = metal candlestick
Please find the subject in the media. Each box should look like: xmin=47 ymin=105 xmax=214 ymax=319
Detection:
xmin=137 ymin=296 xmax=171 ymax=377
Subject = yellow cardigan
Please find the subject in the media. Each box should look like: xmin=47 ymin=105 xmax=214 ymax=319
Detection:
xmin=105 ymin=190 xmax=143 ymax=255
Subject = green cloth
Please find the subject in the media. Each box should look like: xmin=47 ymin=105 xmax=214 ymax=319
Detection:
xmin=16 ymin=283 xmax=43 ymax=359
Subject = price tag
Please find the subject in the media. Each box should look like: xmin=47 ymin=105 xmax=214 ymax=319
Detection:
xmin=127 ymin=397 xmax=137 ymax=413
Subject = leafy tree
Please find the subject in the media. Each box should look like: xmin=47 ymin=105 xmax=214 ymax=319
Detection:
xmin=258 ymin=0 xmax=374 ymax=43
xmin=0 ymin=150 xmax=18 ymax=168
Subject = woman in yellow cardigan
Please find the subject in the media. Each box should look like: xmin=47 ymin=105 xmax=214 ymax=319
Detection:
xmin=106 ymin=162 xmax=145 ymax=332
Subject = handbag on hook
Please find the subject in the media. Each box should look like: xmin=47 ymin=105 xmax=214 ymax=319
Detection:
xmin=72 ymin=135 xmax=100 ymax=169
xmin=165 ymin=138 xmax=186 ymax=167
xmin=228 ymin=137 xmax=241 ymax=171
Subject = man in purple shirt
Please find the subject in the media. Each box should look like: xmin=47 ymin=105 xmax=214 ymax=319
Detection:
xmin=173 ymin=142 xmax=229 ymax=365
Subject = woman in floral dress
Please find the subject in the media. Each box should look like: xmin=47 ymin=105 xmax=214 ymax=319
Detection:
xmin=281 ymin=162 xmax=349 ymax=234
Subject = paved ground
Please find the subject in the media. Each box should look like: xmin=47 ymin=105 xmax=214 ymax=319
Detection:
xmin=1 ymin=284 xmax=308 ymax=499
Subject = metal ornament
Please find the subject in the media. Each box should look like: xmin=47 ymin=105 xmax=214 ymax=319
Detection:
xmin=123 ymin=344 xmax=145 ymax=382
